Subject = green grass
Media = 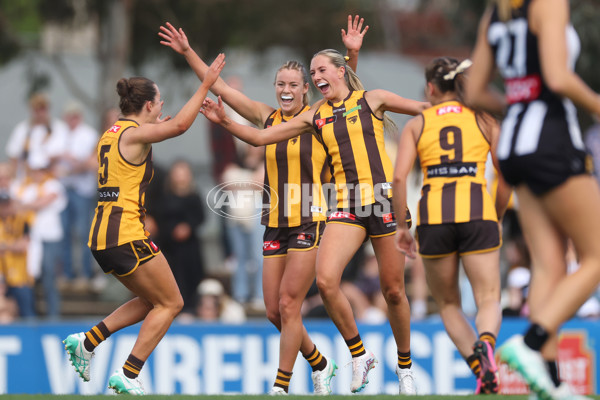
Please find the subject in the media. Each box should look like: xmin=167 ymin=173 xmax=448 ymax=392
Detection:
xmin=1 ymin=396 xmax=599 ymax=399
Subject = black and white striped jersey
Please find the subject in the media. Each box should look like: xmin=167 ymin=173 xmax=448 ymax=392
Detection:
xmin=488 ymin=0 xmax=585 ymax=161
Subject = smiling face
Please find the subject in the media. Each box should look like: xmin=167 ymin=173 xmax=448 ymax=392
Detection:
xmin=275 ymin=68 xmax=308 ymax=116
xmin=310 ymin=54 xmax=348 ymax=102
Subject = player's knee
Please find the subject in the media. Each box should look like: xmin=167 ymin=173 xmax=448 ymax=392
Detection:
xmin=278 ymin=293 xmax=300 ymax=321
xmin=316 ymin=276 xmax=337 ymax=300
xmin=266 ymin=307 xmax=281 ymax=326
xmin=381 ymin=285 xmax=407 ymax=306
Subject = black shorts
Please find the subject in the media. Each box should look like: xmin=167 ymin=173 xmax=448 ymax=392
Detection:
xmin=263 ymin=221 xmax=325 ymax=257
xmin=416 ymin=220 xmax=500 ymax=258
xmin=91 ymin=238 xmax=160 ymax=277
xmin=499 ymin=150 xmax=589 ymax=195
xmin=326 ymin=199 xmax=411 ymax=238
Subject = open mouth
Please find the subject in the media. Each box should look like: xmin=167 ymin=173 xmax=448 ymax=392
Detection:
xmin=316 ymin=81 xmax=330 ymax=94
xmin=280 ymin=95 xmax=293 ymax=105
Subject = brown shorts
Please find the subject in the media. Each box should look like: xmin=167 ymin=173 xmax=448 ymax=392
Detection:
xmin=326 ymin=200 xmax=411 ymax=238
xmin=416 ymin=220 xmax=500 ymax=258
xmin=91 ymin=238 xmax=161 ymax=277
xmin=263 ymin=221 xmax=325 ymax=257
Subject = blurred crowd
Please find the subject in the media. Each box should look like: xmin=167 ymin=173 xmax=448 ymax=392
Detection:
xmin=1 ymin=91 xmax=599 ymax=324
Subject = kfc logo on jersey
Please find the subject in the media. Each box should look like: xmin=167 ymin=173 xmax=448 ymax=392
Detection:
xmin=382 ymin=213 xmax=394 ymax=223
xmin=328 ymin=211 xmax=356 ymax=221
xmin=437 ymin=105 xmax=463 ymax=115
xmin=315 ymin=116 xmax=336 ymax=129
xmin=263 ymin=240 xmax=280 ymax=251
xmin=108 ymin=124 xmax=121 ymax=133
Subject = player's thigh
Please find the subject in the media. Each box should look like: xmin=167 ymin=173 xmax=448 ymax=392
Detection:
xmin=422 ymin=254 xmax=461 ymax=305
xmin=316 ymin=223 xmax=366 ymax=284
xmin=461 ymin=249 xmax=501 ymax=304
xmin=542 ymin=175 xmax=600 ymax=260
xmin=117 ymin=252 xmax=181 ymax=308
xmin=280 ymin=248 xmax=317 ymax=301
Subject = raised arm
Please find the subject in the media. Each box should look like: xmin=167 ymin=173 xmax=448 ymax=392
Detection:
xmin=365 ymin=89 xmax=430 ymax=118
xmin=342 ymin=15 xmax=369 ymax=72
xmin=125 ymin=53 xmax=226 ymax=146
xmin=392 ymin=115 xmax=421 ymax=258
xmin=464 ymin=8 xmax=507 ymax=116
xmin=159 ymin=22 xmax=272 ymax=126
xmin=531 ymin=0 xmax=600 ymax=115
xmin=201 ymin=96 xmax=314 ymax=147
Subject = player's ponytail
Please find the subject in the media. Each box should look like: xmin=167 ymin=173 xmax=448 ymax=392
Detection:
xmin=425 ymin=57 xmax=471 ymax=104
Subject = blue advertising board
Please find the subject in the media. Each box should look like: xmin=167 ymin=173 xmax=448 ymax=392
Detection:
xmin=0 ymin=318 xmax=595 ymax=394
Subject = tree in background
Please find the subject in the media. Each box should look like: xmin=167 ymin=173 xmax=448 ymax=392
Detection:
xmin=0 ymin=0 xmax=597 ymax=129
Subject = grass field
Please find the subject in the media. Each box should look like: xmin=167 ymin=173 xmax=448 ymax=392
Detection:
xmin=1 ymin=396 xmax=600 ymax=399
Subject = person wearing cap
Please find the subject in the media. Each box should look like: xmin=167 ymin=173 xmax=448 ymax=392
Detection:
xmin=194 ymin=278 xmax=246 ymax=324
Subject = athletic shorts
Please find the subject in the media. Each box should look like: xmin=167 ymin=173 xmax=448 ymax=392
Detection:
xmin=91 ymin=238 xmax=160 ymax=277
xmin=326 ymin=200 xmax=411 ymax=238
xmin=263 ymin=221 xmax=325 ymax=257
xmin=499 ymin=150 xmax=589 ymax=195
xmin=416 ymin=220 xmax=500 ymax=258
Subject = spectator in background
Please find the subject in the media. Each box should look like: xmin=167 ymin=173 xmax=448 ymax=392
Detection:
xmin=156 ymin=160 xmax=205 ymax=314
xmin=221 ymin=144 xmax=265 ymax=309
xmin=0 ymin=163 xmax=35 ymax=318
xmin=6 ymin=93 xmax=68 ymax=179
xmin=207 ymin=78 xmax=243 ymax=266
xmin=55 ymin=101 xmax=99 ymax=289
xmin=192 ymin=278 xmax=246 ymax=323
xmin=14 ymin=158 xmax=67 ymax=318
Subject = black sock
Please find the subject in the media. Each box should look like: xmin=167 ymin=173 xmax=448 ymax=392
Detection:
xmin=479 ymin=332 xmax=497 ymax=351
xmin=123 ymin=354 xmax=145 ymax=379
xmin=397 ymin=350 xmax=412 ymax=369
xmin=304 ymin=345 xmax=327 ymax=372
xmin=466 ymin=354 xmax=481 ymax=377
xmin=344 ymin=334 xmax=366 ymax=358
xmin=273 ymin=369 xmax=292 ymax=393
xmin=84 ymin=321 xmax=111 ymax=352
xmin=547 ymin=360 xmax=561 ymax=387
xmin=523 ymin=323 xmax=549 ymax=351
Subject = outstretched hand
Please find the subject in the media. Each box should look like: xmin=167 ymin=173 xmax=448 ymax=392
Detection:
xmin=200 ymin=96 xmax=227 ymax=124
xmin=156 ymin=110 xmax=172 ymax=124
xmin=341 ymin=15 xmax=369 ymax=52
xmin=204 ymin=53 xmax=226 ymax=87
xmin=159 ymin=22 xmax=190 ymax=54
xmin=395 ymin=228 xmax=417 ymax=259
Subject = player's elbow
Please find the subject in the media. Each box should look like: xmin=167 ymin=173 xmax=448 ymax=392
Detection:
xmin=544 ymin=72 xmax=570 ymax=97
xmin=393 ymin=174 xmax=406 ymax=187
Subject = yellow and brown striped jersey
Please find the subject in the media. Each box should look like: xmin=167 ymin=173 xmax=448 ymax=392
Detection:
xmin=0 ymin=210 xmax=33 ymax=287
xmin=312 ymin=90 xmax=393 ymax=208
xmin=88 ymin=119 xmax=154 ymax=250
xmin=262 ymin=106 xmax=328 ymax=227
xmin=417 ymin=101 xmax=497 ymax=225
